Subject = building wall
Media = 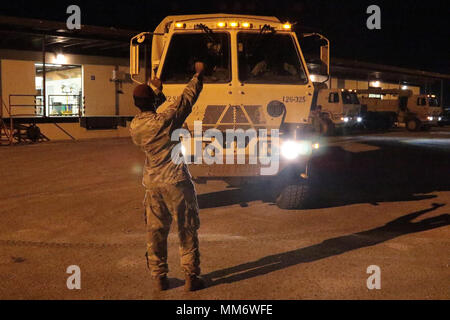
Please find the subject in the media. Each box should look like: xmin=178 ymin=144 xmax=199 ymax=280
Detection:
xmin=36 ymin=122 xmax=132 ymax=141
xmin=1 ymin=59 xmax=36 ymax=117
xmin=118 ymin=65 xmax=140 ymax=116
xmin=83 ymin=64 xmax=116 ymax=116
xmin=0 ymin=57 xmax=140 ymax=141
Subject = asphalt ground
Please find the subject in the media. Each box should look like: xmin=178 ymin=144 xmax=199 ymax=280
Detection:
xmin=0 ymin=127 xmax=449 ymax=299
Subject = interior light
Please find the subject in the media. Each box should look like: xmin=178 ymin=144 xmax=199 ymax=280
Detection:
xmin=217 ymin=22 xmax=226 ymax=28
xmin=175 ymin=23 xmax=186 ymax=29
xmin=282 ymin=23 xmax=292 ymax=30
xmin=242 ymin=22 xmax=251 ymax=28
xmin=54 ymin=53 xmax=67 ymax=64
xmin=371 ymin=81 xmax=381 ymax=87
xmin=230 ymin=22 xmax=239 ymax=27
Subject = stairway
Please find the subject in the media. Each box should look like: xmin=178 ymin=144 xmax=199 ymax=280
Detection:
xmin=13 ymin=123 xmax=49 ymax=144
xmin=0 ymin=119 xmax=12 ymax=146
xmin=0 ymin=121 xmax=50 ymax=145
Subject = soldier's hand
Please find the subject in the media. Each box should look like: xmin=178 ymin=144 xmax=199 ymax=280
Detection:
xmin=195 ymin=62 xmax=205 ymax=76
xmin=149 ymin=78 xmax=162 ymax=91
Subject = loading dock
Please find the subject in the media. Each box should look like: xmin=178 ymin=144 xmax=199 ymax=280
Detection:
xmin=0 ymin=16 xmax=141 ymax=144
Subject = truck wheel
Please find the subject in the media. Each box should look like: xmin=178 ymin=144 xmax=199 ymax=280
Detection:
xmin=385 ymin=116 xmax=395 ymax=129
xmin=276 ymin=183 xmax=310 ymax=210
xmin=312 ymin=117 xmax=322 ymax=134
xmin=406 ymin=119 xmax=420 ymax=132
xmin=322 ymin=119 xmax=335 ymax=136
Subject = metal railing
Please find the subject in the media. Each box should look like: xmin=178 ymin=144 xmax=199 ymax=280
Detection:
xmin=8 ymin=94 xmax=44 ymax=117
xmin=8 ymin=94 xmax=83 ymax=118
xmin=3 ymin=94 xmax=83 ymax=145
xmin=0 ymin=97 xmax=12 ymax=144
xmin=48 ymin=94 xmax=83 ymax=117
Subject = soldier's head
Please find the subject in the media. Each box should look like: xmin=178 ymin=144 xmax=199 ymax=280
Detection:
xmin=133 ymin=84 xmax=157 ymax=112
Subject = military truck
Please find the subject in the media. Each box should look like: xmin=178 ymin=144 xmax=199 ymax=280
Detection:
xmin=129 ymin=14 xmax=327 ymax=209
xmin=357 ymin=89 xmax=443 ymax=131
xmin=310 ymin=88 xmax=363 ymax=136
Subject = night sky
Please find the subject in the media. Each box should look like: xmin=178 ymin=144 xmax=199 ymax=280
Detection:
xmin=1 ymin=0 xmax=449 ymax=74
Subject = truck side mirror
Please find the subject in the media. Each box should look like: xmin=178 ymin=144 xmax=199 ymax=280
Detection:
xmin=129 ymin=32 xmax=160 ymax=84
xmin=320 ymin=44 xmax=330 ymax=76
xmin=301 ymin=33 xmax=331 ymax=80
xmin=130 ymin=43 xmax=140 ymax=76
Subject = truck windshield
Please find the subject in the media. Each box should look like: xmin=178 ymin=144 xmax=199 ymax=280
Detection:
xmin=428 ymin=98 xmax=440 ymax=107
xmin=237 ymin=32 xmax=308 ymax=84
xmin=342 ymin=92 xmax=360 ymax=104
xmin=161 ymin=32 xmax=230 ymax=83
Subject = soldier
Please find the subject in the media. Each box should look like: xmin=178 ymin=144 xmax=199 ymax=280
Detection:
xmin=130 ymin=62 xmax=205 ymax=292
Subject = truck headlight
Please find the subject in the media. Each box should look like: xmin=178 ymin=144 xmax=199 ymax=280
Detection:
xmin=427 ymin=116 xmax=434 ymax=121
xmin=281 ymin=140 xmax=312 ymax=160
xmin=357 ymin=117 xmax=363 ymax=123
xmin=438 ymin=117 xmax=442 ymax=121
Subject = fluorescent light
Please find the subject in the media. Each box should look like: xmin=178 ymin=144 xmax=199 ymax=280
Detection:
xmin=371 ymin=81 xmax=381 ymax=87
xmin=54 ymin=53 xmax=67 ymax=64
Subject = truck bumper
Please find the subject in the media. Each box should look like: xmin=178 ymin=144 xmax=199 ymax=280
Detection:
xmin=189 ymin=157 xmax=310 ymax=179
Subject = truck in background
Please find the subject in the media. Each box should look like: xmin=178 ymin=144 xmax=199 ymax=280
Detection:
xmin=357 ymin=89 xmax=443 ymax=131
xmin=310 ymin=87 xmax=363 ymax=136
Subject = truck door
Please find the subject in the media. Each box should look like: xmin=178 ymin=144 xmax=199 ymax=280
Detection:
xmin=412 ymin=96 xmax=427 ymax=120
xmin=326 ymin=91 xmax=340 ymax=119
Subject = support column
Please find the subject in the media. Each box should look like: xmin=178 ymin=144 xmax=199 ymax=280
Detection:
xmin=42 ymin=34 xmax=46 ymax=117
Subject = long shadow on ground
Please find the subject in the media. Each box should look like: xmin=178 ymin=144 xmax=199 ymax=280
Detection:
xmin=205 ymin=204 xmax=449 ymax=286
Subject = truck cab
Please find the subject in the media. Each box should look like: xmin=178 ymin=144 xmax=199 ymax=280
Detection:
xmin=311 ymin=88 xmax=363 ymax=135
xmin=130 ymin=14 xmax=327 ymax=209
xmin=399 ymin=94 xmax=443 ymax=131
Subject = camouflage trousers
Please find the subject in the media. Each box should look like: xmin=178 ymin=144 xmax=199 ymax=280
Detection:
xmin=143 ymin=180 xmax=201 ymax=279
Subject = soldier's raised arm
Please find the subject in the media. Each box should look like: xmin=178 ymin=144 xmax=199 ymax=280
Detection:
xmin=160 ymin=62 xmax=205 ymax=130
xmin=148 ymin=78 xmax=167 ymax=107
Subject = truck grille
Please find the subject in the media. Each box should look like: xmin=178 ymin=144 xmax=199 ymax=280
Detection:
xmin=202 ymin=105 xmax=266 ymax=128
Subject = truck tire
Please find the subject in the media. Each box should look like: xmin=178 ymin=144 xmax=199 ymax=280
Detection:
xmin=384 ymin=115 xmax=395 ymax=129
xmin=276 ymin=183 xmax=310 ymax=210
xmin=312 ymin=117 xmax=321 ymax=134
xmin=26 ymin=125 xmax=41 ymax=142
xmin=321 ymin=119 xmax=335 ymax=136
xmin=406 ymin=118 xmax=420 ymax=132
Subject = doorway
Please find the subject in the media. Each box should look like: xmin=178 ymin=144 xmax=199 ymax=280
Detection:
xmin=35 ymin=63 xmax=82 ymax=116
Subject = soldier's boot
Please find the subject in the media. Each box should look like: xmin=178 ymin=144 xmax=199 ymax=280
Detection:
xmin=185 ymin=275 xmax=206 ymax=292
xmin=152 ymin=275 xmax=169 ymax=291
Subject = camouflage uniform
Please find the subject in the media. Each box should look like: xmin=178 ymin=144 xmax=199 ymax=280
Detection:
xmin=130 ymin=75 xmax=203 ymax=279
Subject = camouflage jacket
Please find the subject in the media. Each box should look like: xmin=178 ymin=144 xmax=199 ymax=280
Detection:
xmin=130 ymin=75 xmax=203 ymax=188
